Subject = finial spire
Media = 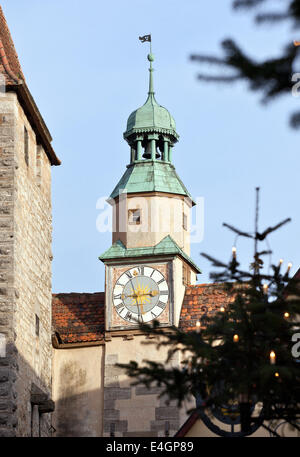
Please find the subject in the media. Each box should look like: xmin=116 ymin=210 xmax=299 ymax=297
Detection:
xmin=147 ymin=52 xmax=155 ymax=95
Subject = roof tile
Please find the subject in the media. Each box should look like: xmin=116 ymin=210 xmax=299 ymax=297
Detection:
xmin=179 ymin=283 xmax=235 ymax=332
xmin=52 ymin=292 xmax=105 ymax=344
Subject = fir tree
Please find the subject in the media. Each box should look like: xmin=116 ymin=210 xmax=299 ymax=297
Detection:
xmin=118 ymin=189 xmax=300 ymax=436
xmin=190 ymin=0 xmax=300 ymax=128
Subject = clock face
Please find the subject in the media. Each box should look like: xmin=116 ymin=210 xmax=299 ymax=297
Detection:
xmin=112 ymin=266 xmax=169 ymax=324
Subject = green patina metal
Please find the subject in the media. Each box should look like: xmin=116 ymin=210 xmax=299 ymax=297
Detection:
xmin=110 ymin=50 xmax=195 ymax=202
xmin=109 ymin=160 xmax=195 ymax=203
xmin=99 ymin=235 xmax=201 ymax=273
xmin=123 ymin=53 xmax=179 ymax=144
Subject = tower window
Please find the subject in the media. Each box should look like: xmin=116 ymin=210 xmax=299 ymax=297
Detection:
xmin=128 ymin=209 xmax=141 ymax=225
xmin=24 ymin=126 xmax=29 ymax=166
xmin=35 ymin=314 xmax=40 ymax=337
xmin=182 ymin=264 xmax=190 ymax=286
xmin=183 ymin=213 xmax=188 ymax=231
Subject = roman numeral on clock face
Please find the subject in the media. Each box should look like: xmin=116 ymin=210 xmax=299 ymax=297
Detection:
xmin=125 ymin=311 xmax=132 ymax=321
xmin=159 ymin=290 xmax=168 ymax=295
xmin=115 ymin=303 xmax=125 ymax=313
xmin=157 ymin=301 xmax=166 ymax=310
xmin=114 ymin=294 xmax=122 ymax=300
xmin=157 ymin=278 xmax=165 ymax=285
xmin=137 ymin=266 xmax=144 ymax=275
xmin=125 ymin=271 xmax=133 ymax=279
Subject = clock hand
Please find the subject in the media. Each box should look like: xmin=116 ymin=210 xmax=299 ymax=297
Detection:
xmin=136 ymin=295 xmax=144 ymax=321
xmin=123 ymin=290 xmax=159 ymax=300
xmin=122 ymin=293 xmax=139 ymax=299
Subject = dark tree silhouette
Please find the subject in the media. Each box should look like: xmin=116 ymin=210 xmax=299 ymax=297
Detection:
xmin=190 ymin=0 xmax=300 ymax=127
xmin=118 ymin=189 xmax=300 ymax=437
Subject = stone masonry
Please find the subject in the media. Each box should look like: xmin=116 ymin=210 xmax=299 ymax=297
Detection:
xmin=0 ymin=91 xmax=54 ymax=436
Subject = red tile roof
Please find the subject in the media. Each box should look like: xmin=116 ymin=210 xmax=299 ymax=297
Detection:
xmin=51 ymin=284 xmax=234 ymax=345
xmin=0 ymin=6 xmax=24 ymax=85
xmin=179 ymin=283 xmax=235 ymax=332
xmin=52 ymin=293 xmax=105 ymax=344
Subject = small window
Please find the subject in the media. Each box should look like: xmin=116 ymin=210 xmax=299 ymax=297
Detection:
xmin=183 ymin=213 xmax=188 ymax=231
xmin=182 ymin=264 xmax=190 ymax=286
xmin=128 ymin=209 xmax=141 ymax=225
xmin=35 ymin=315 xmax=40 ymax=337
xmin=182 ymin=265 xmax=187 ymax=285
xmin=24 ymin=126 xmax=29 ymax=166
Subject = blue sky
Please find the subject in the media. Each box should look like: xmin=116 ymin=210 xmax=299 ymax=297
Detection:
xmin=2 ymin=0 xmax=300 ymax=292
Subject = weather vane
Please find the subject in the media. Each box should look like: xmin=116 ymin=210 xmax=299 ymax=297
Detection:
xmin=139 ymin=34 xmax=152 ymax=53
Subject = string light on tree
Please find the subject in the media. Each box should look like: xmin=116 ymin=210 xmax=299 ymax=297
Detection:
xmin=287 ymin=262 xmax=292 ymax=274
xmin=121 ymin=187 xmax=300 ymax=437
xmin=270 ymin=351 xmax=276 ymax=365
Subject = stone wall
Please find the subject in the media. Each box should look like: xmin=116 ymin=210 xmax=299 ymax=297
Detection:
xmin=0 ymin=93 xmax=17 ymax=436
xmin=52 ymin=345 xmax=105 ymax=437
xmin=103 ymin=335 xmax=193 ymax=437
xmin=0 ymin=91 xmax=53 ymax=436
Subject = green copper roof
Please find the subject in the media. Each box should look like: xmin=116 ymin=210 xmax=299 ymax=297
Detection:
xmin=125 ymin=94 xmax=177 ymax=136
xmin=124 ymin=53 xmax=178 ymax=141
xmin=110 ymin=160 xmax=195 ymax=203
xmin=99 ymin=235 xmax=201 ymax=273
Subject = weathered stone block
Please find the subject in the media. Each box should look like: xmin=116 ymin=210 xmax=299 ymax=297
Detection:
xmin=105 ymin=354 xmax=118 ymax=365
xmin=105 ymin=365 xmax=123 ymax=377
xmin=0 ymin=368 xmax=9 ymax=382
xmin=150 ymin=419 xmax=180 ymax=432
xmin=0 ymin=383 xmax=9 ymax=397
xmin=155 ymin=407 xmax=179 ymax=420
xmin=104 ymin=409 xmax=120 ymax=420
xmin=0 ymin=399 xmax=15 ymax=412
xmin=104 ymin=387 xmax=131 ymax=401
xmin=104 ymin=399 xmax=115 ymax=410
xmin=104 ymin=376 xmax=119 ymax=387
xmin=0 ymin=357 xmax=10 ymax=367
xmin=136 ymin=385 xmax=163 ymax=396
xmin=0 ymin=413 xmax=8 ymax=425
xmin=0 ymin=426 xmax=15 ymax=437
xmin=104 ymin=420 xmax=128 ymax=433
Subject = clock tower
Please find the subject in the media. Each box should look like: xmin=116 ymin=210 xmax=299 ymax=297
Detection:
xmin=99 ymin=52 xmax=201 ymax=436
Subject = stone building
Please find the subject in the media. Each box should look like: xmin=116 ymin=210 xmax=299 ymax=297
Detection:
xmin=0 ymin=6 xmax=60 ymax=437
xmin=0 ymin=6 xmax=298 ymax=438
